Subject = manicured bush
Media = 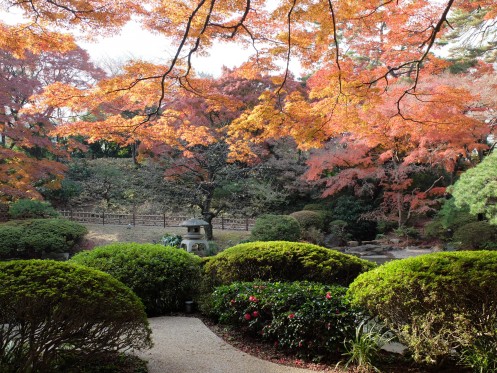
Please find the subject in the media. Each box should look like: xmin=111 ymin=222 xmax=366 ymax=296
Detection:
xmin=453 ymin=221 xmax=497 ymax=250
xmin=8 ymin=198 xmax=59 ymax=219
xmin=203 ymin=241 xmax=375 ymax=288
xmin=289 ymin=210 xmax=324 ymax=230
xmin=205 ymin=281 xmax=360 ymax=359
xmin=71 ymin=243 xmax=203 ymax=316
xmin=0 ymin=218 xmax=87 ymax=259
xmin=348 ymin=251 xmax=497 ymax=365
xmin=0 ymin=225 xmax=23 ymax=258
xmin=0 ymin=260 xmax=152 ymax=373
xmin=250 ymin=214 xmax=301 ymax=242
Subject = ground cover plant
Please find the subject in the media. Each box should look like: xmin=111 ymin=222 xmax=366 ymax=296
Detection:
xmin=0 ymin=260 xmax=152 ymax=373
xmin=0 ymin=218 xmax=87 ymax=259
xmin=70 ymin=243 xmax=203 ymax=316
xmin=348 ymin=251 xmax=497 ymax=370
xmin=205 ymin=281 xmax=360 ymax=361
xmin=203 ymin=241 xmax=375 ymax=289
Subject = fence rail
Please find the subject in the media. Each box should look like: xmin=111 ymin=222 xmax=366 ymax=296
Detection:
xmin=57 ymin=210 xmax=255 ymax=231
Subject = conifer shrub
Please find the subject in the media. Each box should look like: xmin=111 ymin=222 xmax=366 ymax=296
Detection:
xmin=250 ymin=214 xmax=301 ymax=242
xmin=8 ymin=199 xmax=59 ymax=219
xmin=71 ymin=243 xmax=203 ymax=316
xmin=0 ymin=218 xmax=87 ymax=259
xmin=289 ymin=210 xmax=324 ymax=230
xmin=0 ymin=260 xmax=151 ymax=373
xmin=205 ymin=281 xmax=360 ymax=360
xmin=453 ymin=221 xmax=497 ymax=250
xmin=348 ymin=251 xmax=497 ymax=366
xmin=203 ymin=241 xmax=375 ymax=289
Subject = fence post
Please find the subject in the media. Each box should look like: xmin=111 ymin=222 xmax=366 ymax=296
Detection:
xmin=102 ymin=212 xmax=105 ymax=225
xmin=70 ymin=210 xmax=73 ymax=221
xmin=133 ymin=212 xmax=136 ymax=226
xmin=245 ymin=218 xmax=249 ymax=231
xmin=163 ymin=213 xmax=166 ymax=228
xmin=221 ymin=216 xmax=225 ymax=230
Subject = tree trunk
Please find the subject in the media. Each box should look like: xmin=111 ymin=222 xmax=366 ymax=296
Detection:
xmin=202 ymin=212 xmax=214 ymax=240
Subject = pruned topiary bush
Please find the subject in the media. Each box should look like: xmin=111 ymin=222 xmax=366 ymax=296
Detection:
xmin=453 ymin=221 xmax=497 ymax=250
xmin=348 ymin=251 xmax=497 ymax=367
xmin=203 ymin=241 xmax=375 ymax=289
xmin=204 ymin=281 xmax=360 ymax=360
xmin=250 ymin=214 xmax=301 ymax=242
xmin=0 ymin=260 xmax=152 ymax=373
xmin=0 ymin=218 xmax=88 ymax=259
xmin=289 ymin=210 xmax=324 ymax=230
xmin=70 ymin=243 xmax=203 ymax=316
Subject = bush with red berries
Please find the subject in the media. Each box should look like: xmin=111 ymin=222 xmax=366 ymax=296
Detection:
xmin=205 ymin=281 xmax=360 ymax=360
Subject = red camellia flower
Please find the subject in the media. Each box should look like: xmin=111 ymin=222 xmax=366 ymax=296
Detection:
xmin=326 ymin=292 xmax=332 ymax=299
xmin=244 ymin=313 xmax=252 ymax=321
xmin=248 ymin=295 xmax=259 ymax=302
xmin=252 ymin=311 xmax=260 ymax=318
xmin=288 ymin=313 xmax=295 ymax=319
xmin=230 ymin=299 xmax=236 ymax=305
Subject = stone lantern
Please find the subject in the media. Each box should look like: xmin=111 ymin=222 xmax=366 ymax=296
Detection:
xmin=179 ymin=218 xmax=209 ymax=253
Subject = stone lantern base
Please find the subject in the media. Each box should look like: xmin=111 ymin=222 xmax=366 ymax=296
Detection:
xmin=180 ymin=239 xmax=209 ymax=253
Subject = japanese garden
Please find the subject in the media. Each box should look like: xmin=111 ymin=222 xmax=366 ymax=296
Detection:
xmin=1 ymin=0 xmax=497 ymax=372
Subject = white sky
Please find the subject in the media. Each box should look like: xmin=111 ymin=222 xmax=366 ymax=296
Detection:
xmin=0 ymin=8 xmax=254 ymax=76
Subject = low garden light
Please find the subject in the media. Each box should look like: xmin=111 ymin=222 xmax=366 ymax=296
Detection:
xmin=179 ymin=218 xmax=209 ymax=253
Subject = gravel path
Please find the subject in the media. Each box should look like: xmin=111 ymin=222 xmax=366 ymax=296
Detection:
xmin=136 ymin=316 xmax=314 ymax=373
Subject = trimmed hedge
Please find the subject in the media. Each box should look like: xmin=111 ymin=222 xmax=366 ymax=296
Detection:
xmin=348 ymin=251 xmax=497 ymax=365
xmin=289 ymin=210 xmax=324 ymax=230
xmin=203 ymin=241 xmax=375 ymax=288
xmin=70 ymin=243 xmax=203 ymax=316
xmin=0 ymin=218 xmax=88 ymax=259
xmin=0 ymin=260 xmax=151 ymax=373
xmin=205 ymin=281 xmax=360 ymax=359
xmin=250 ymin=214 xmax=301 ymax=242
xmin=453 ymin=221 xmax=497 ymax=250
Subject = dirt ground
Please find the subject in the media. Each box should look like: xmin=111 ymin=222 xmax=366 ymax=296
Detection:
xmin=81 ymin=223 xmax=251 ymax=251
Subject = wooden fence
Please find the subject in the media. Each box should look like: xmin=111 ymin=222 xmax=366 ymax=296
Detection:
xmin=57 ymin=210 xmax=255 ymax=231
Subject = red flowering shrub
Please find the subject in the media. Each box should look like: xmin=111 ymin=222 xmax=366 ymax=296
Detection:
xmin=205 ymin=281 xmax=361 ymax=360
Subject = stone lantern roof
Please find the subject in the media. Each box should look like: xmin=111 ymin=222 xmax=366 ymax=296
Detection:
xmin=180 ymin=218 xmax=209 ymax=227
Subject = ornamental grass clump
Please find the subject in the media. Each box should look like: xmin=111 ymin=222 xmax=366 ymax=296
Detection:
xmin=203 ymin=241 xmax=375 ymax=289
xmin=0 ymin=260 xmax=152 ymax=373
xmin=347 ymin=251 xmax=497 ymax=368
xmin=206 ymin=281 xmax=360 ymax=360
xmin=70 ymin=243 xmax=203 ymax=316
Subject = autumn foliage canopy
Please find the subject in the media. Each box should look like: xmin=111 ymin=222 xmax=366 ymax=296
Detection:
xmin=0 ymin=0 xmax=496 ymax=222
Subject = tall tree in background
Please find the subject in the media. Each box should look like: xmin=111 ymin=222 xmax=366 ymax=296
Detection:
xmin=3 ymin=0 xmax=497 ymax=207
xmin=0 ymin=23 xmax=103 ymax=200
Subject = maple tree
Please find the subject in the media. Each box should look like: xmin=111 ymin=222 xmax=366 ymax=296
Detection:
xmin=3 ymin=0 xmax=497 ymax=216
xmin=0 ymin=23 xmax=103 ymax=201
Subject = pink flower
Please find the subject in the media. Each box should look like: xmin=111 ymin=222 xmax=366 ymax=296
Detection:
xmin=326 ymin=292 xmax=332 ymax=299
xmin=230 ymin=299 xmax=236 ymax=305
xmin=248 ymin=295 xmax=259 ymax=303
xmin=252 ymin=311 xmax=260 ymax=318
xmin=288 ymin=313 xmax=295 ymax=319
xmin=244 ymin=313 xmax=252 ymax=321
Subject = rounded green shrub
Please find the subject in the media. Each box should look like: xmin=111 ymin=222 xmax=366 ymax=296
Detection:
xmin=0 ymin=225 xmax=23 ymax=258
xmin=0 ymin=260 xmax=151 ymax=373
xmin=453 ymin=221 xmax=497 ymax=250
xmin=348 ymin=251 xmax=497 ymax=365
xmin=203 ymin=241 xmax=375 ymax=288
xmin=289 ymin=210 xmax=324 ymax=230
xmin=0 ymin=218 xmax=87 ymax=259
xmin=71 ymin=243 xmax=203 ymax=316
xmin=250 ymin=214 xmax=301 ymax=242
xmin=8 ymin=199 xmax=58 ymax=219
xmin=205 ymin=281 xmax=360 ymax=359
